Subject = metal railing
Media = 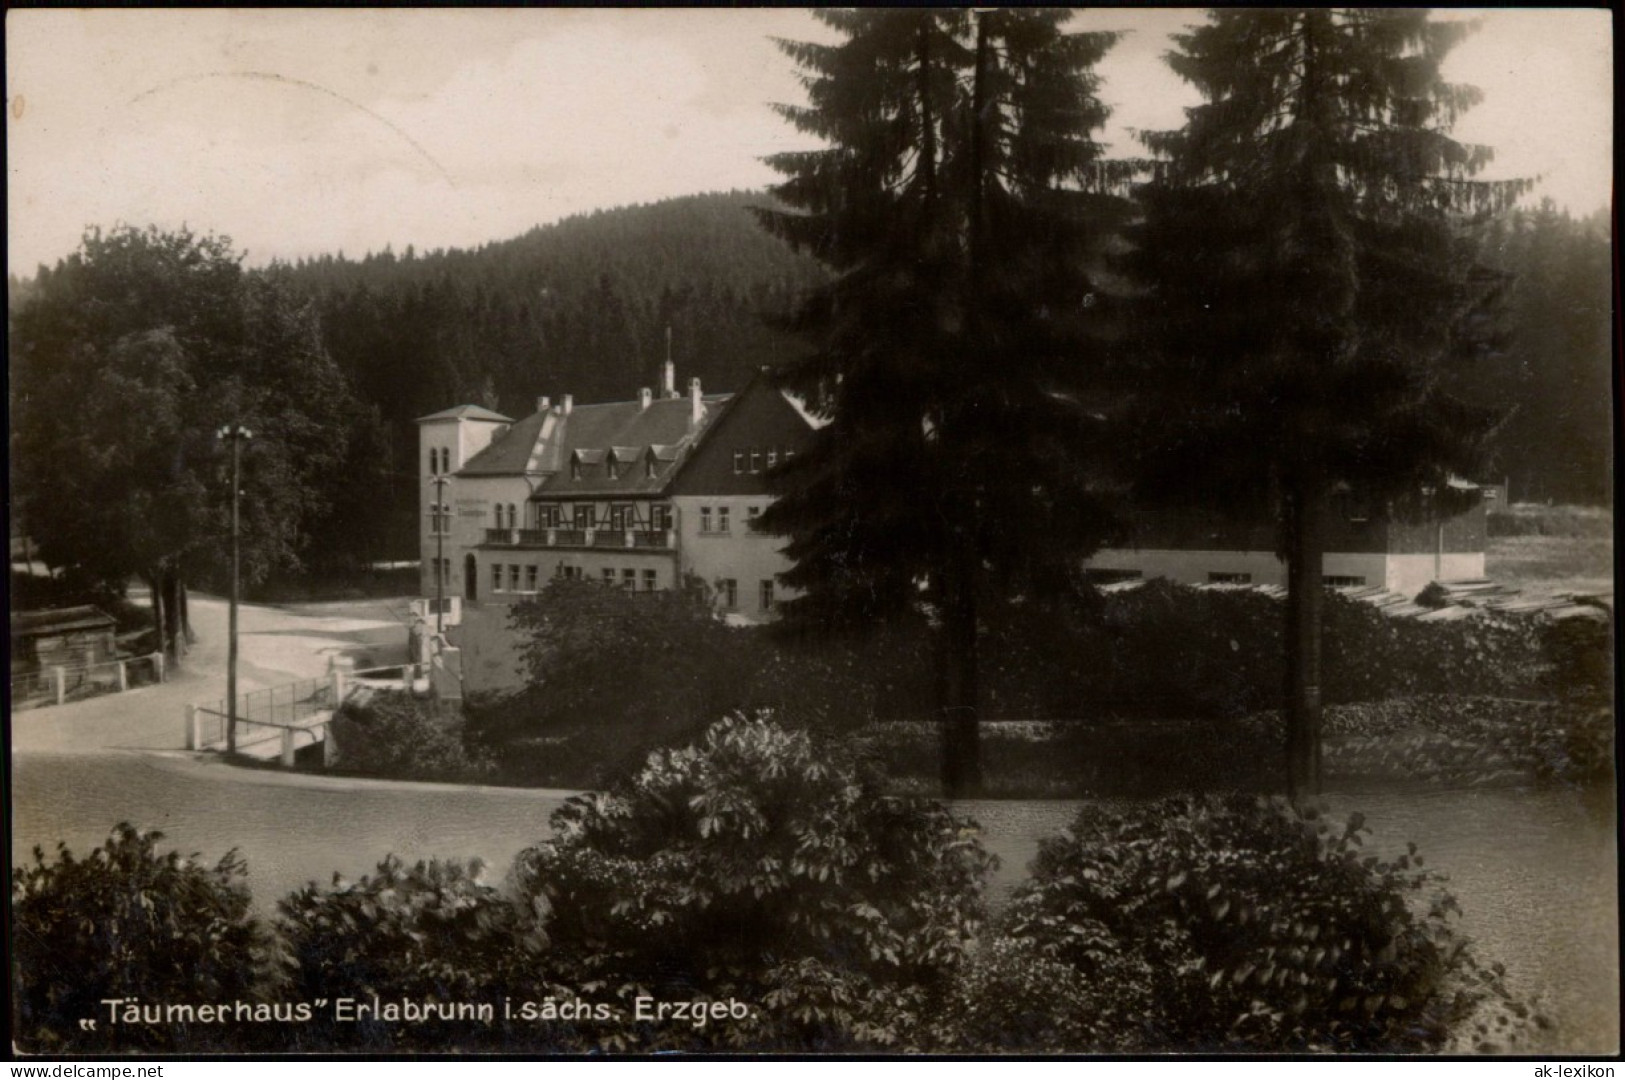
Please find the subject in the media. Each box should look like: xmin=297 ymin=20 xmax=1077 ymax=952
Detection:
xmin=193 ymin=677 xmax=334 ymax=748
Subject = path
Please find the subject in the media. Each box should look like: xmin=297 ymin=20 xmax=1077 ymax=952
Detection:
xmin=11 ymin=593 xmax=408 ymax=754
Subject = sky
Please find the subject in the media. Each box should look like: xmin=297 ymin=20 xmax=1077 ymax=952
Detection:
xmin=6 ymin=8 xmax=1613 ymax=275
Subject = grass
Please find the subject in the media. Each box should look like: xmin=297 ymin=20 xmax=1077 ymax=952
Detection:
xmin=1485 ymin=503 xmax=1612 ymax=595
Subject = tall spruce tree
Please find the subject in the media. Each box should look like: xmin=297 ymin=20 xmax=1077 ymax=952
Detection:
xmin=757 ymin=9 xmax=1127 ymax=795
xmin=1123 ymin=9 xmax=1530 ymax=797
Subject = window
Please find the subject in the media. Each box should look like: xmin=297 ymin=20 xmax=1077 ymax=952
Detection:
xmin=509 ymin=503 xmax=518 ymax=529
xmin=623 ymin=568 xmax=636 ymax=588
xmin=537 ymin=504 xmax=560 ymax=528
xmin=606 ymin=456 xmax=620 ymax=481
xmin=700 ymin=507 xmax=713 ymax=533
xmin=643 ymin=569 xmax=657 ymax=592
xmin=733 ymin=451 xmax=745 ymax=475
xmin=508 ymin=564 xmax=521 ymax=592
xmin=783 ymin=449 xmax=796 ymax=462
xmin=721 ymin=578 xmax=737 ymax=609
xmin=718 ymin=506 xmax=731 ymax=534
xmin=1324 ymin=575 xmax=1367 ymax=588
xmin=750 ymin=450 xmax=763 ymax=474
xmin=747 ymin=506 xmax=761 ymax=522
xmin=1085 ymin=568 xmax=1142 ymax=585
xmin=767 ymin=449 xmax=778 ymax=469
xmin=651 ymin=504 xmax=672 ymax=531
xmin=759 ymin=580 xmax=774 ymax=611
xmin=492 ymin=564 xmax=504 ymax=592
xmin=429 ymin=448 xmax=438 ymax=475
xmin=570 ymin=458 xmax=582 ymax=481
xmin=603 ymin=568 xmax=617 ymax=586
xmin=574 ymin=504 xmax=595 ymax=530
xmin=441 ymin=448 xmax=450 ymax=473
xmin=610 ymin=504 xmax=631 ymax=531
xmin=557 ymin=564 xmax=581 ymax=581
xmin=1208 ymin=572 xmax=1252 ymax=585
xmin=526 ymin=564 xmax=539 ymax=592
xmin=646 ymin=455 xmax=657 ymax=479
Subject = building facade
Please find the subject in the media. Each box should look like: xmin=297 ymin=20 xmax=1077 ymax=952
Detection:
xmin=416 ymin=366 xmax=818 ymax=693
xmin=1085 ymin=483 xmax=1487 ymax=596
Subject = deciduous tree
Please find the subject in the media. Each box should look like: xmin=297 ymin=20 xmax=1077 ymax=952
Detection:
xmin=9 ymin=225 xmax=356 ymax=660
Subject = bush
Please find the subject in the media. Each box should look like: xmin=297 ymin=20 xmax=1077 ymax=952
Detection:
xmin=510 ymin=715 xmax=995 ymax=1051
xmin=330 ymin=691 xmax=491 ymax=782
xmin=480 ymin=580 xmax=933 ymax=786
xmin=275 ymin=856 xmax=539 ymax=1051
xmin=1327 ymin=696 xmax=1614 ymax=788
xmin=995 ymin=796 xmax=1543 ymax=1053
xmin=10 ymin=824 xmax=268 ymax=1053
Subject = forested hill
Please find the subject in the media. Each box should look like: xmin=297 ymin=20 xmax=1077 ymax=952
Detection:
xmin=281 ymin=190 xmax=826 ymax=433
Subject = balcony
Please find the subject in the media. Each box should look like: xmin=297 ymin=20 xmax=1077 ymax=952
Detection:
xmin=482 ymin=527 xmax=675 ymax=552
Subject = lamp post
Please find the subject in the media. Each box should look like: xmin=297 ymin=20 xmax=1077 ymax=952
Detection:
xmin=431 ymin=474 xmax=451 ymax=636
xmin=217 ymin=424 xmax=252 ymax=754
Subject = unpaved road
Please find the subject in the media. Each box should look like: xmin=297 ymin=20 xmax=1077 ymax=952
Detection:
xmin=11 ymin=593 xmax=409 ymax=754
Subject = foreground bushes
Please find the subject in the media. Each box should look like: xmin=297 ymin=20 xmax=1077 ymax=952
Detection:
xmin=10 ymin=825 xmax=267 ymax=1053
xmin=995 ymin=796 xmax=1543 ymax=1053
xmin=507 ymin=715 xmax=994 ymax=1051
xmin=14 ymin=721 xmax=1543 ymax=1054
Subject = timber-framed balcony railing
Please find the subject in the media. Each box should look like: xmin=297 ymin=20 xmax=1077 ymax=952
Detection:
xmin=483 ymin=527 xmax=676 ymax=551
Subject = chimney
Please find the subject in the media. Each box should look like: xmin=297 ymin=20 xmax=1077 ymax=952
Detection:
xmin=639 ymin=387 xmax=652 ymax=411
xmin=663 ymin=326 xmax=677 ymax=398
xmin=688 ymin=377 xmax=702 ymax=431
xmin=561 ymin=394 xmax=573 ymax=416
xmin=536 ymin=395 xmax=550 ymax=414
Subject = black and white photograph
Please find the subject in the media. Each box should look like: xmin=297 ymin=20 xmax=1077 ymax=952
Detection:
xmin=7 ymin=7 xmax=1615 ymax=1060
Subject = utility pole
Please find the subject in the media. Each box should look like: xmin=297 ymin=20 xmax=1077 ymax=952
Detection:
xmin=217 ymin=424 xmax=252 ymax=754
xmin=432 ymin=474 xmax=451 ymax=636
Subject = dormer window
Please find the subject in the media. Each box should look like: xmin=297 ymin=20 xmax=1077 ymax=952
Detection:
xmin=607 ymin=454 xmax=620 ymax=481
xmin=733 ymin=451 xmax=745 ymax=475
xmin=571 ymin=455 xmax=582 ymax=481
xmin=646 ymin=454 xmax=657 ymax=480
xmin=750 ymin=450 xmax=763 ymax=474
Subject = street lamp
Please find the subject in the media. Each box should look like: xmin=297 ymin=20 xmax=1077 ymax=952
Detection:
xmin=217 ymin=424 xmax=252 ymax=754
xmin=431 ymin=474 xmax=451 ymax=636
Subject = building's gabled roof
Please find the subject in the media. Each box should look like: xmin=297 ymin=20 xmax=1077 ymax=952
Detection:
xmin=416 ymin=404 xmax=513 ymax=424
xmin=11 ymin=605 xmax=116 ymax=637
xmin=533 ymin=394 xmax=732 ymax=498
xmin=457 ymin=408 xmax=556 ymax=476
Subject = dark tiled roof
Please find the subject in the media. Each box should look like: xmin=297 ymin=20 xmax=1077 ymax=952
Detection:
xmin=459 ymin=410 xmax=556 ymax=476
xmin=535 ymin=395 xmax=732 ymax=498
xmin=11 ymin=605 xmax=116 ymax=637
xmin=416 ymin=404 xmax=513 ymax=423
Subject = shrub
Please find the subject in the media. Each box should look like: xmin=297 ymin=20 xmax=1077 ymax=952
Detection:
xmin=10 ymin=824 xmax=268 ymax=1053
xmin=510 ymin=715 xmax=995 ymax=1051
xmin=996 ymin=796 xmax=1542 ymax=1053
xmin=330 ymin=691 xmax=491 ymax=782
xmin=1328 ymin=696 xmax=1614 ymax=788
xmin=274 ymin=856 xmax=539 ymax=1051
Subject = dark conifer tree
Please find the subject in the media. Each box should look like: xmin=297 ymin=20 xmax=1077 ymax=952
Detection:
xmin=757 ymin=9 xmax=1128 ymax=795
xmin=1122 ymin=9 xmax=1531 ymax=798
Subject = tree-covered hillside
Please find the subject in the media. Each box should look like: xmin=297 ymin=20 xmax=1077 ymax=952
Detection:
xmin=1469 ymin=202 xmax=1612 ymax=506
xmin=286 ymin=189 xmax=824 ymax=426
xmin=280 ymin=190 xmax=826 ymax=562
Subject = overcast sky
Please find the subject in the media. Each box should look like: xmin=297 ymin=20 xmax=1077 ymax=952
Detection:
xmin=6 ymin=8 xmax=1612 ymax=275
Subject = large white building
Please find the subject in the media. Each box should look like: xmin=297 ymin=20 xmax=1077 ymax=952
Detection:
xmin=416 ymin=364 xmax=818 ymax=693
